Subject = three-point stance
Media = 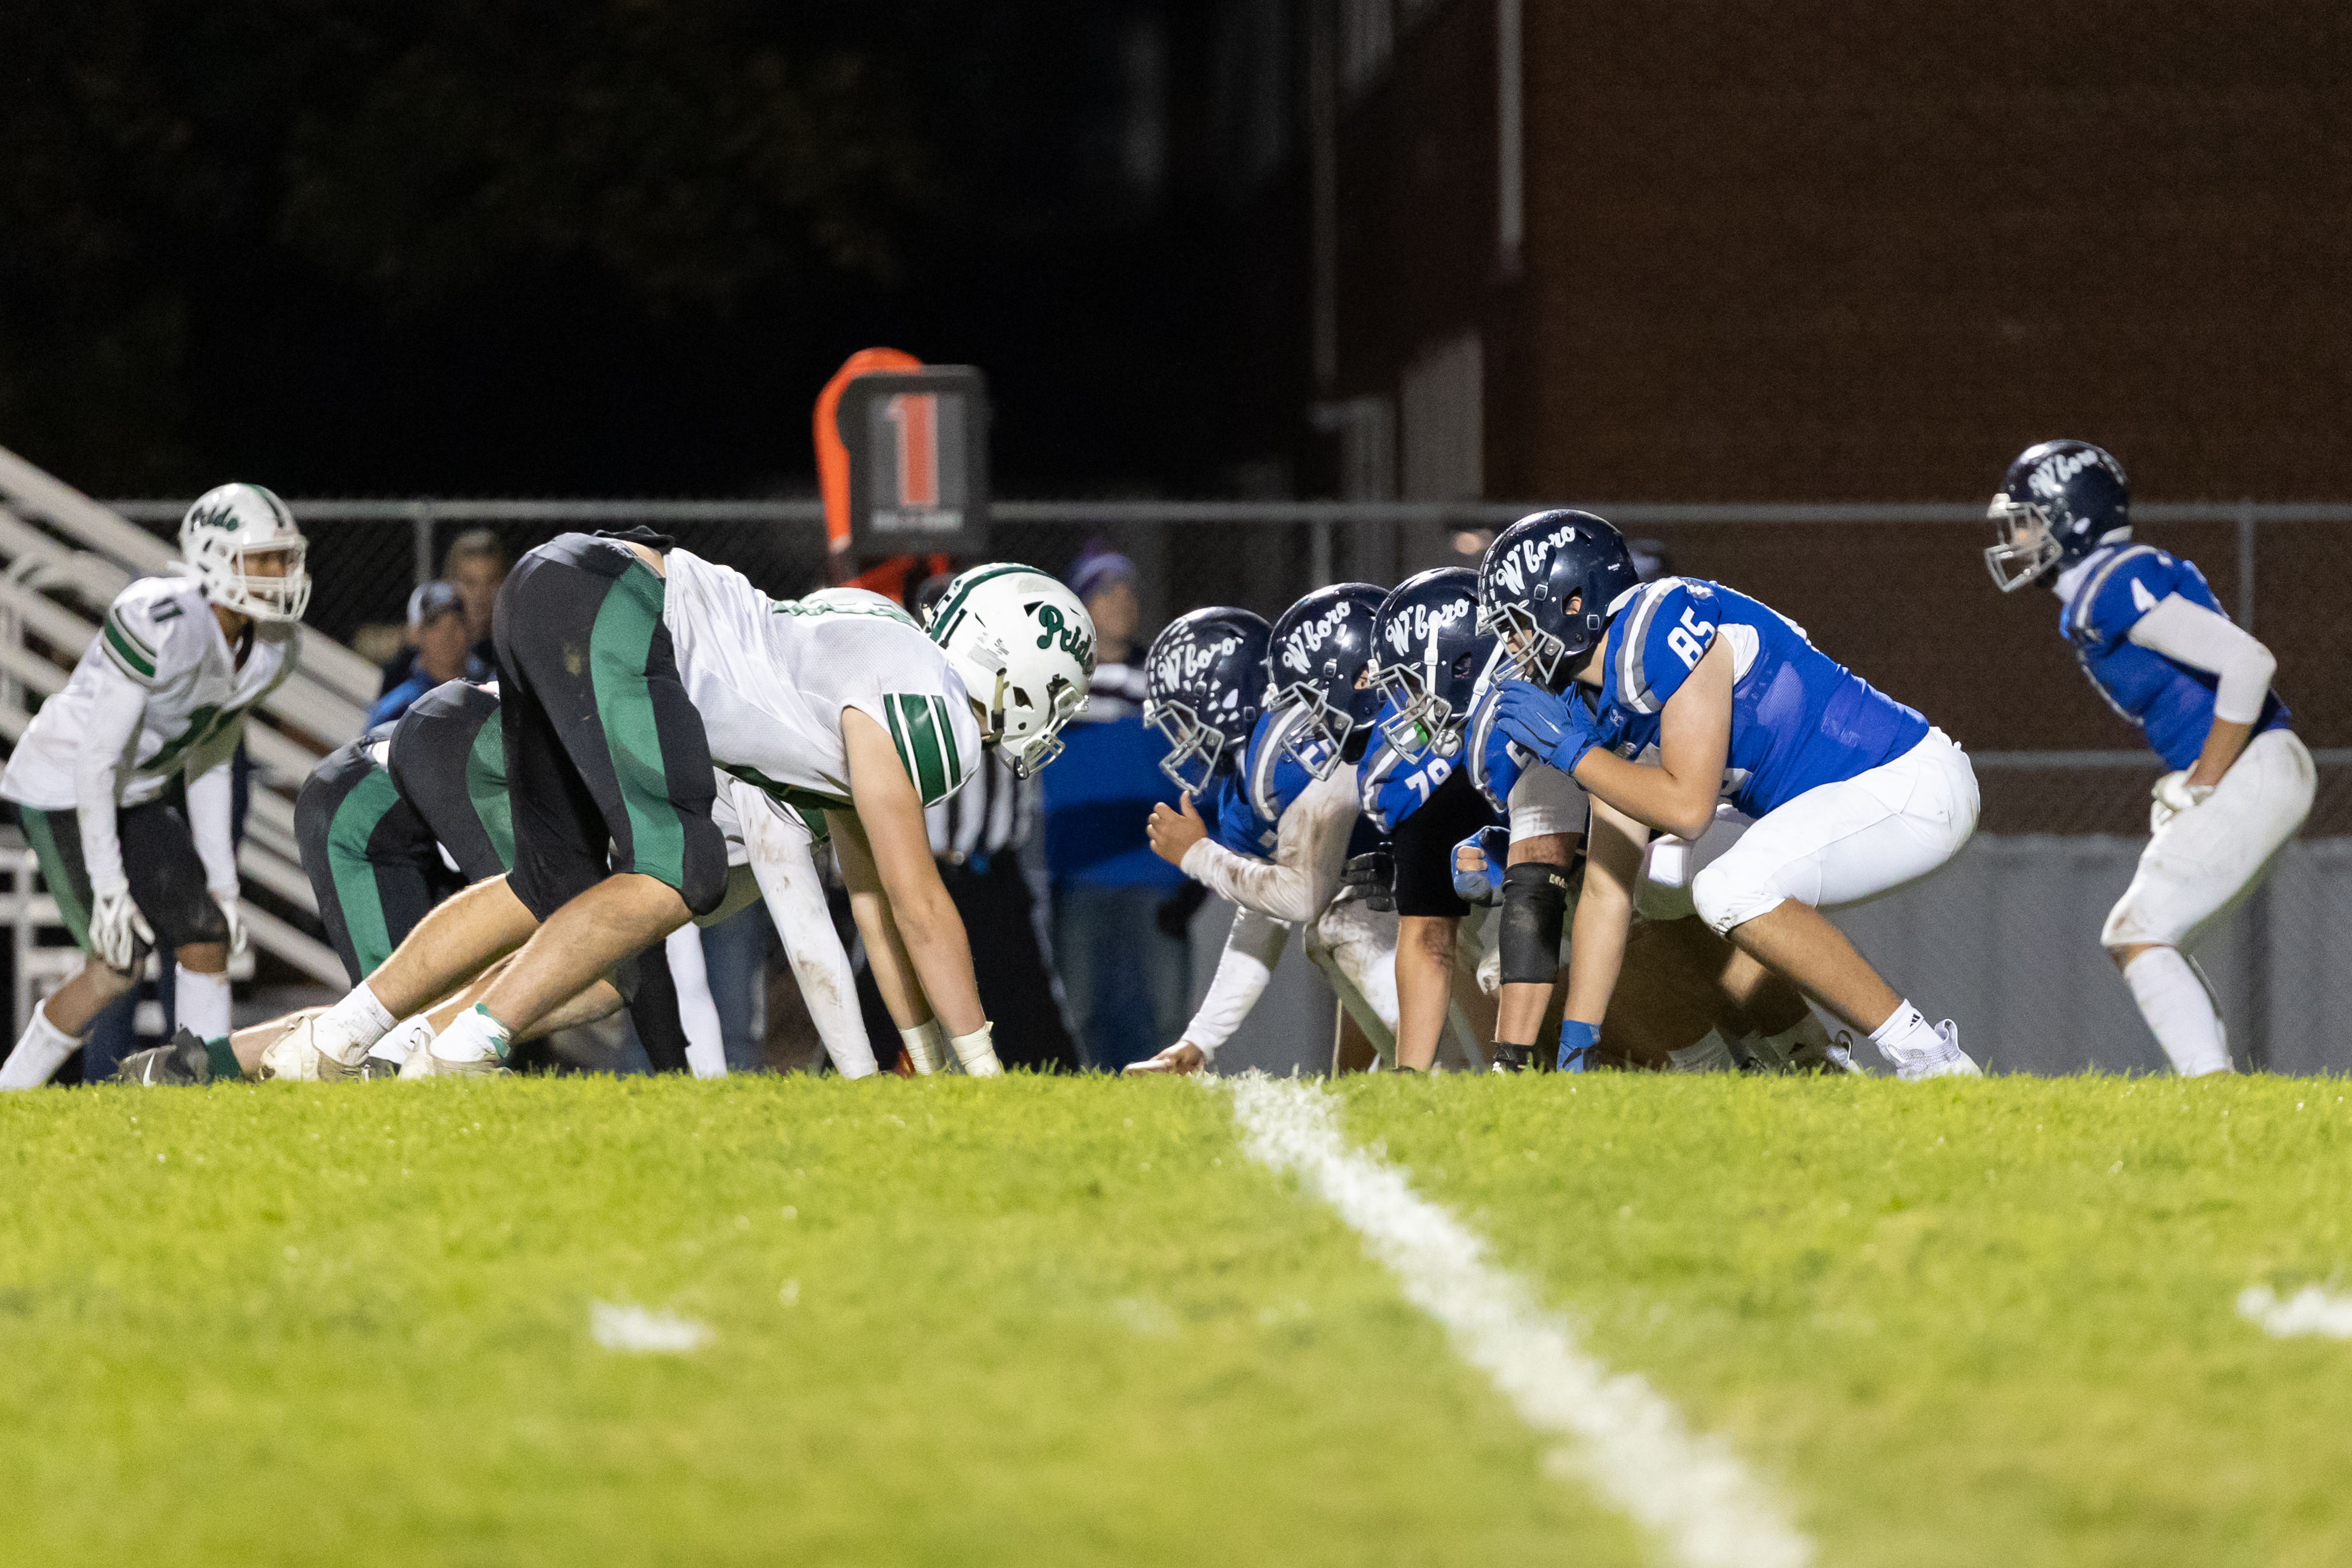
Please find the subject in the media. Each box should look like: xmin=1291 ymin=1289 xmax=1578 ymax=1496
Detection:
xmin=264 ymin=538 xmax=1091 ymax=1081
xmin=1986 ymin=440 xmax=2311 ymax=1075
xmin=1486 ymin=514 xmax=1983 ymax=1079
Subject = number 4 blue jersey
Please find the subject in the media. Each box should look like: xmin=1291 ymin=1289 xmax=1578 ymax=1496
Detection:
xmin=1199 ymin=704 xmax=1325 ymax=860
xmin=2060 ymin=545 xmax=2290 ymax=772
xmin=1596 ymin=578 xmax=1928 ymax=819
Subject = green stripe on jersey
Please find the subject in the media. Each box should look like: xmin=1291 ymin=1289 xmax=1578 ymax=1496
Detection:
xmin=888 ymin=693 xmax=947 ymax=802
xmin=931 ymin=695 xmax=962 ymax=791
xmin=102 ymin=615 xmax=156 ymax=681
xmin=588 ymin=565 xmax=685 ymax=888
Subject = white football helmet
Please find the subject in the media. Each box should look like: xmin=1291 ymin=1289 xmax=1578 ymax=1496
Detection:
xmin=926 ymin=563 xmax=1094 ymax=778
xmin=179 ymin=482 xmax=310 ymax=624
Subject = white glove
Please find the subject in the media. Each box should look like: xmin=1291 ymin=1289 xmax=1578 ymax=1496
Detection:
xmin=949 ymin=1022 xmax=1003 ymax=1077
xmin=88 ymin=885 xmax=153 ymax=972
xmin=214 ymin=892 xmax=249 ymax=961
xmin=2150 ymin=770 xmax=2215 ymax=833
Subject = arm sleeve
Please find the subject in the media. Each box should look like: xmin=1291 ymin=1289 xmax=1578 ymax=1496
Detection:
xmin=2127 ymin=593 xmax=2278 ymax=725
xmin=1178 ymin=908 xmax=1292 ymax=1060
xmin=1179 ymin=768 xmax=1353 ymax=926
xmin=185 ymin=758 xmax=239 ymax=896
xmin=72 ymin=664 xmax=153 ymax=896
xmin=735 ymin=783 xmax=879 ymax=1077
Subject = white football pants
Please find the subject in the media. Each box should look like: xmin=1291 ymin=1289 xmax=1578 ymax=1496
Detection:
xmin=1690 ymin=728 xmax=1979 ymax=935
xmin=2102 ymin=728 xmax=2315 ymax=951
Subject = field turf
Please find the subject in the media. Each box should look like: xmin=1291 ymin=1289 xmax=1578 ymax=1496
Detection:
xmin=3 ymin=1070 xmax=2349 ymax=1565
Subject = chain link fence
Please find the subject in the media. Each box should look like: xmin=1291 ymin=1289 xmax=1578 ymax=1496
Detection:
xmin=104 ymin=496 xmax=2352 ymax=1074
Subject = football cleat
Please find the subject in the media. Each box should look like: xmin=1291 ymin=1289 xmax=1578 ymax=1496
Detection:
xmin=1794 ymin=1035 xmax=1865 ymax=1075
xmin=1489 ymin=1043 xmax=1533 ymax=1075
xmin=257 ymin=1015 xmax=366 ymax=1083
xmin=116 ymin=1028 xmax=214 ymax=1087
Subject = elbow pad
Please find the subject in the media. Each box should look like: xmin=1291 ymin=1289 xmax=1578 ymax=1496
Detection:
xmin=1499 ymin=860 xmax=1572 ymax=986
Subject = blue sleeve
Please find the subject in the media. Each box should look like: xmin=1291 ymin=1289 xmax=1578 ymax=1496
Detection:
xmin=2076 ymin=550 xmax=2188 ymax=648
xmin=1465 ymin=685 xmax=1525 ymax=810
xmin=1205 ymin=773 xmax=1278 ymax=859
xmin=1606 ymin=580 xmax=1720 ymax=716
xmin=367 ymin=676 xmax=427 ymax=730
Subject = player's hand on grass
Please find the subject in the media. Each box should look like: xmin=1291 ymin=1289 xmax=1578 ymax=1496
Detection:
xmin=1125 ymin=1042 xmax=1207 ymax=1075
xmin=1147 ymin=792 xmax=1209 ymax=866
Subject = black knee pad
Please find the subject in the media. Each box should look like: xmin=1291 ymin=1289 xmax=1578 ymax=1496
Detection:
xmin=1499 ymin=860 xmax=1571 ymax=986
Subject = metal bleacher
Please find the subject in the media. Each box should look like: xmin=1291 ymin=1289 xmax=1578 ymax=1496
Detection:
xmin=0 ymin=444 xmax=360 ymax=1004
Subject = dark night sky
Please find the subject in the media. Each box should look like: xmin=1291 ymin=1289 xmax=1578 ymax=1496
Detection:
xmin=0 ymin=1 xmax=1244 ymax=497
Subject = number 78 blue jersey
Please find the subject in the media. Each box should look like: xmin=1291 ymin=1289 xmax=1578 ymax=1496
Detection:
xmin=1595 ymin=578 xmax=1928 ymax=819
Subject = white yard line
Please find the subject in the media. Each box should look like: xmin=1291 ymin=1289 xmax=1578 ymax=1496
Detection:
xmin=1228 ymin=1075 xmax=1812 ymax=1568
xmin=590 ymin=1300 xmax=713 ymax=1353
xmin=2238 ymin=1284 xmax=2352 ymax=1339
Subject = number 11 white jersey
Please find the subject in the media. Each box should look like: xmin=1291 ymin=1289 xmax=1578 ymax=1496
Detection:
xmin=0 ymin=575 xmax=298 ymax=812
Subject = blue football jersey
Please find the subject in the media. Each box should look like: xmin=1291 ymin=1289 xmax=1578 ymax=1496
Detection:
xmin=1596 ymin=578 xmax=1929 ymax=819
xmin=2060 ymin=545 xmax=2290 ymax=772
xmin=1201 ymin=704 xmax=1326 ymax=861
xmin=1358 ymin=698 xmax=1469 ymax=833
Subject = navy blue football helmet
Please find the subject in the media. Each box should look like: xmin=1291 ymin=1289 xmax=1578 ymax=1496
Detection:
xmin=1142 ymin=607 xmax=1272 ymax=794
xmin=1475 ymin=509 xmax=1641 ymax=690
xmin=1267 ymin=582 xmax=1388 ymax=779
xmin=1369 ymin=568 xmax=1493 ymax=758
xmin=1986 ymin=439 xmax=2131 ymax=592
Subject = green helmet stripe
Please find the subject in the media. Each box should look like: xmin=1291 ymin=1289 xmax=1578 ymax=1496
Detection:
xmin=925 ymin=563 xmax=1041 ymax=649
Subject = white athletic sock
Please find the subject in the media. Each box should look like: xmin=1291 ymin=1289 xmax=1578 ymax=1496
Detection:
xmin=315 ymin=981 xmax=399 ymax=1065
xmin=0 ymin=1000 xmax=81 ymax=1090
xmin=434 ymin=1004 xmax=512 ymax=1065
xmin=666 ymin=925 xmax=727 ymax=1079
xmin=176 ymin=968 xmax=232 ymax=1044
xmin=1667 ymin=1030 xmax=1737 ymax=1073
xmin=2123 ymin=948 xmax=2232 ymax=1077
xmin=1870 ymin=1002 xmax=1938 ymax=1063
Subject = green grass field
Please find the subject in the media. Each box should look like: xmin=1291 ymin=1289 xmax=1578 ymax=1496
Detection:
xmin=3 ymin=1070 xmax=2348 ymax=1566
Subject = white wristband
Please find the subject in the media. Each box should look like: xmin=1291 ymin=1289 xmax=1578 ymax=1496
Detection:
xmin=899 ymin=1021 xmax=947 ymax=1075
xmin=949 ymin=1023 xmax=1002 ymax=1078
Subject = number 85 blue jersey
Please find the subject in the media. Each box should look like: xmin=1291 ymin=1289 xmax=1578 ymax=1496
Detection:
xmin=1596 ymin=578 xmax=1928 ymax=819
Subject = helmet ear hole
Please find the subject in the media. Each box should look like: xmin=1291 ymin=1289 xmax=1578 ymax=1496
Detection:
xmin=1011 ymin=686 xmax=1033 ymax=709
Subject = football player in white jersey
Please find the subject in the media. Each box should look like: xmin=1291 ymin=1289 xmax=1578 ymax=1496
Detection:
xmin=0 ymin=484 xmax=304 ymax=1089
xmin=263 ymin=540 xmax=1089 ymax=1082
xmin=1986 ymin=440 xmax=2313 ymax=1075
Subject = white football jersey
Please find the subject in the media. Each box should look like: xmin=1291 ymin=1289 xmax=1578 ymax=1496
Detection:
xmin=1 ymin=575 xmax=298 ymax=810
xmin=659 ymin=549 xmax=983 ymax=813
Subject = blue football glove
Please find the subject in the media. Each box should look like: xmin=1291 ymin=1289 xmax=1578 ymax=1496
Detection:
xmin=1557 ymin=1019 xmax=1599 ymax=1073
xmin=1494 ymin=681 xmax=1601 ymax=776
xmin=1450 ymin=825 xmax=1510 ymax=906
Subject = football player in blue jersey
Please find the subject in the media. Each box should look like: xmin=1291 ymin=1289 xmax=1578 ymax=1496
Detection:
xmin=1130 ymin=594 xmax=1405 ymax=1072
xmin=1458 ymin=512 xmax=1857 ymax=1075
xmin=1986 ymin=440 xmax=2313 ymax=1075
xmin=1358 ymin=568 xmax=1503 ymax=1070
xmin=1488 ymin=517 xmax=1983 ymax=1079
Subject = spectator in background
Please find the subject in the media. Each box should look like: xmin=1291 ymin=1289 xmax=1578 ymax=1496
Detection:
xmin=367 ymin=582 xmax=488 ymax=728
xmin=1040 ymin=544 xmax=1196 ymax=1070
xmin=441 ymin=529 xmax=510 ymax=669
xmin=378 ymin=531 xmax=511 ymax=697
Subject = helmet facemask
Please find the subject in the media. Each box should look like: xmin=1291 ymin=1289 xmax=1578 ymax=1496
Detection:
xmin=1269 ymin=676 xmax=1357 ymax=781
xmin=1144 ymin=693 xmax=1231 ymax=794
xmin=198 ymin=536 xmax=311 ymax=624
xmin=984 ymin=668 xmax=1087 ymax=779
xmin=1983 ymin=496 xmax=2063 ymax=593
